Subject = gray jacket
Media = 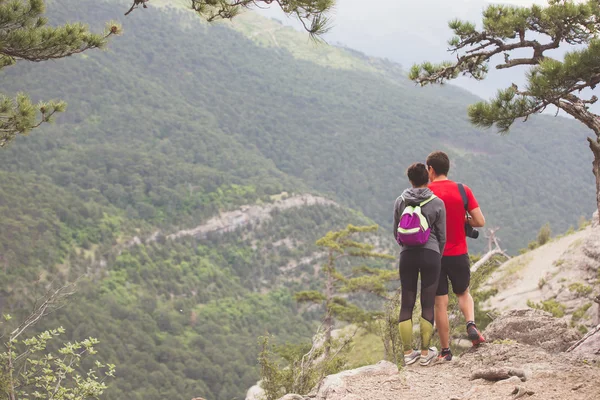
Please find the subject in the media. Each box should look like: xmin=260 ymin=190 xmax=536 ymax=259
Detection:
xmin=393 ymin=187 xmax=446 ymax=254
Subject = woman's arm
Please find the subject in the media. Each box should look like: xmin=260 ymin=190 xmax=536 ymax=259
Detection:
xmin=393 ymin=196 xmax=404 ymax=242
xmin=435 ymin=200 xmax=447 ymax=254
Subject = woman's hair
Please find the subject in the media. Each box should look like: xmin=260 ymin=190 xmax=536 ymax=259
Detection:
xmin=407 ymin=162 xmax=429 ymax=187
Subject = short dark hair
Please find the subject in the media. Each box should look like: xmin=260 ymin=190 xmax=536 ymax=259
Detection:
xmin=407 ymin=163 xmax=429 ymax=187
xmin=426 ymin=151 xmax=450 ymax=176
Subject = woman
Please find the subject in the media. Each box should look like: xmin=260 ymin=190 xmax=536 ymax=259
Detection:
xmin=393 ymin=162 xmax=446 ymax=366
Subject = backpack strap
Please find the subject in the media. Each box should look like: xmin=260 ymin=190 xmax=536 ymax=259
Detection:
xmin=419 ymin=194 xmax=437 ymax=207
xmin=457 ymin=183 xmax=468 ymax=211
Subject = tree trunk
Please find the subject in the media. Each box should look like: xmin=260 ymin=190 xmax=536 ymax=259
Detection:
xmin=556 ymin=99 xmax=600 ymax=224
xmin=590 ymin=138 xmax=600 ymax=226
xmin=324 ymin=250 xmax=334 ymax=359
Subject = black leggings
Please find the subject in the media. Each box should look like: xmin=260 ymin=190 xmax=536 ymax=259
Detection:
xmin=399 ymin=249 xmax=441 ymax=324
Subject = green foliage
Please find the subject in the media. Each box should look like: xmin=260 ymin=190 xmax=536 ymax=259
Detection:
xmin=1 ymin=200 xmax=371 ymax=400
xmin=537 ymin=223 xmax=552 ymax=246
xmin=538 ymin=277 xmax=547 ymax=289
xmin=190 ymin=0 xmax=335 ymax=37
xmin=527 ymin=298 xmax=566 ymax=318
xmin=257 ymin=331 xmax=349 ymax=400
xmin=0 ymin=0 xmax=120 ymax=146
xmin=568 ymin=283 xmax=593 ymax=297
xmin=303 ymin=224 xmax=394 ymax=353
xmin=579 ymin=216 xmax=592 ymax=230
xmin=1 ymin=307 xmax=114 ymax=400
xmin=378 ymin=290 xmax=402 ymax=366
xmin=295 ymin=291 xmax=327 ymax=303
xmin=571 ymin=303 xmax=592 ymax=324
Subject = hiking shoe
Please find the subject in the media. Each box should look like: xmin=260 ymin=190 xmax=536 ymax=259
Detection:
xmin=419 ymin=347 xmax=438 ymax=366
xmin=437 ymin=348 xmax=453 ymax=362
xmin=404 ymin=350 xmax=421 ymax=365
xmin=467 ymin=323 xmax=486 ymax=346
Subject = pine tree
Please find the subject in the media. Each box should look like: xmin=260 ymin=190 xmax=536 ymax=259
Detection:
xmin=294 ymin=224 xmax=395 ymax=357
xmin=409 ymin=0 xmax=600 ymax=222
xmin=126 ymin=0 xmax=335 ymax=37
xmin=0 ymin=0 xmax=120 ymax=147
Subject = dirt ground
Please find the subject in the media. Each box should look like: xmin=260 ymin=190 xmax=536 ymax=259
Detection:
xmin=308 ymin=342 xmax=600 ymax=400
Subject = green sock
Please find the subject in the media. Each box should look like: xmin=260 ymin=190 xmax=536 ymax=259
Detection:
xmin=399 ymin=320 xmax=413 ymax=352
xmin=420 ymin=317 xmax=434 ymax=351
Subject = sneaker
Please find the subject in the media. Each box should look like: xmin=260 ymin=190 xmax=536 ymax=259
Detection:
xmin=419 ymin=347 xmax=438 ymax=366
xmin=404 ymin=350 xmax=421 ymax=365
xmin=467 ymin=323 xmax=486 ymax=346
xmin=437 ymin=348 xmax=453 ymax=362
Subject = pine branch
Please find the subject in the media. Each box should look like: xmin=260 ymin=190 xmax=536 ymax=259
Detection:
xmin=410 ymin=1 xmax=600 ymax=86
xmin=124 ymin=1 xmax=335 ymax=37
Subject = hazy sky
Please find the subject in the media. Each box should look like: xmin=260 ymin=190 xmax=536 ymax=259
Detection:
xmin=255 ymin=0 xmax=578 ymax=99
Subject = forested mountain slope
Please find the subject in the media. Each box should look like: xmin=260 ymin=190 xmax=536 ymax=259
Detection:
xmin=0 ymin=1 xmax=597 ymax=399
xmin=2 ymin=0 xmax=594 ymax=254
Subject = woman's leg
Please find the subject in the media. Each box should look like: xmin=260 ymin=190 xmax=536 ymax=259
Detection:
xmin=399 ymin=251 xmax=419 ymax=354
xmin=419 ymin=249 xmax=442 ymax=354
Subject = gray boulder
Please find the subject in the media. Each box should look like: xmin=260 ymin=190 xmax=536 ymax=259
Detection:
xmin=568 ymin=324 xmax=600 ymax=359
xmin=304 ymin=360 xmax=398 ymax=400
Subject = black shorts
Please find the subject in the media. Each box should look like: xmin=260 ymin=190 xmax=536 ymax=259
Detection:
xmin=436 ymin=253 xmax=470 ymax=296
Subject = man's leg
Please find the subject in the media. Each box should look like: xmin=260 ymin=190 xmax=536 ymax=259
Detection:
xmin=449 ymin=255 xmax=485 ymax=345
xmin=434 ymin=294 xmax=450 ymax=349
xmin=456 ymin=288 xmax=475 ymax=322
xmin=435 ymin=258 xmax=452 ymax=355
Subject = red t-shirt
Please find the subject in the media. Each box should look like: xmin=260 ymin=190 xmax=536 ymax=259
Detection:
xmin=428 ymin=180 xmax=479 ymax=256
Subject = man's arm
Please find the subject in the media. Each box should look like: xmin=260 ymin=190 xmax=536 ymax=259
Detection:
xmin=468 ymin=207 xmax=485 ymax=228
xmin=465 ymin=185 xmax=485 ymax=227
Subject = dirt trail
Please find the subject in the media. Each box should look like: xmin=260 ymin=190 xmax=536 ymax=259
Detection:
xmin=484 ymin=228 xmax=590 ymax=311
xmin=307 ymin=343 xmax=599 ymax=400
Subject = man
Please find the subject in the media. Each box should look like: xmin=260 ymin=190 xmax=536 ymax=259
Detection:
xmin=426 ymin=151 xmax=486 ymax=362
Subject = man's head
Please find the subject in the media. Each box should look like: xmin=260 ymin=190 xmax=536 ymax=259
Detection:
xmin=426 ymin=151 xmax=450 ymax=181
xmin=407 ymin=162 xmax=429 ymax=188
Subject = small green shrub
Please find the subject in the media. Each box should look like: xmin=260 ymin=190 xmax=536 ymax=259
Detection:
xmin=538 ymin=277 xmax=547 ymax=289
xmin=258 ymin=332 xmax=351 ymax=400
xmin=571 ymin=303 xmax=593 ymax=323
xmin=537 ymin=223 xmax=552 ymax=246
xmin=527 ymin=299 xmax=566 ymax=318
xmin=568 ymin=283 xmax=593 ymax=297
xmin=553 ymin=259 xmax=565 ymax=267
xmin=578 ymin=216 xmax=591 ymax=230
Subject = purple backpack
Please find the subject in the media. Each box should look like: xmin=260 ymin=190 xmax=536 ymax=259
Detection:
xmin=396 ymin=195 xmax=437 ymax=246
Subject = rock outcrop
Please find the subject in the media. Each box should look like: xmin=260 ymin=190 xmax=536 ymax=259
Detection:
xmin=245 ymin=381 xmax=265 ymax=400
xmin=167 ymin=194 xmax=337 ymax=241
xmin=484 ymin=309 xmax=581 ymax=352
xmin=568 ymin=324 xmax=600 ymax=358
xmin=485 ymin=214 xmax=600 ymax=328
xmin=305 ymin=361 xmax=399 ymax=400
